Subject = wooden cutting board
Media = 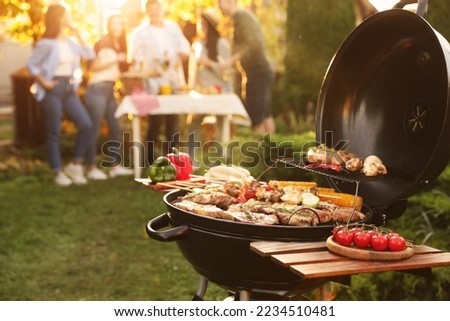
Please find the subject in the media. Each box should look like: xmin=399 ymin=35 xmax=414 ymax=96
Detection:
xmin=326 ymin=236 xmax=414 ymax=261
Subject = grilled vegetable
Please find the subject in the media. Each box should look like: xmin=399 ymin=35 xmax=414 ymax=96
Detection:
xmin=301 ymin=192 xmax=320 ymax=208
xmin=269 ymin=180 xmax=318 ymax=189
xmin=362 ymin=155 xmax=387 ymax=176
xmin=317 ymin=191 xmax=363 ymax=211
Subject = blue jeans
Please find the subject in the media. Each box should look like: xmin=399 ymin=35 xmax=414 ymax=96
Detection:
xmin=40 ymin=76 xmax=93 ymax=171
xmin=84 ymin=81 xmax=122 ymax=165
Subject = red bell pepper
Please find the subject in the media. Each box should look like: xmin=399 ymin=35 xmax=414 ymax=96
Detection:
xmin=167 ymin=147 xmax=193 ymax=180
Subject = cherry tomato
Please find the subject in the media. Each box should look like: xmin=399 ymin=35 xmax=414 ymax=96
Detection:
xmin=349 ymin=227 xmax=362 ymax=235
xmin=388 ymin=236 xmax=406 ymax=251
xmin=236 ymin=196 xmax=247 ymax=203
xmin=335 ymin=230 xmax=354 ymax=246
xmin=366 ymin=230 xmax=378 ymax=238
xmin=244 ymin=188 xmax=256 ymax=199
xmin=371 ymin=234 xmax=389 ymax=251
xmin=387 ymin=232 xmax=400 ymax=238
xmin=353 ymin=231 xmax=371 ymax=248
xmin=332 ymin=225 xmax=346 ymax=238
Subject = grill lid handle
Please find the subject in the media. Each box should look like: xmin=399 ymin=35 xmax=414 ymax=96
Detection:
xmin=146 ymin=213 xmax=190 ymax=242
xmin=393 ymin=0 xmax=428 ymax=17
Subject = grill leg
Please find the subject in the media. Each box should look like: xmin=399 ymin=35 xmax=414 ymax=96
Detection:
xmin=192 ymin=275 xmax=208 ymax=301
xmin=238 ymin=290 xmax=251 ymax=301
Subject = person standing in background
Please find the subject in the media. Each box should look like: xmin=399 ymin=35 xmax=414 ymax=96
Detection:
xmin=188 ymin=7 xmax=233 ymax=93
xmin=27 ymin=3 xmax=95 ymax=186
xmin=218 ymin=0 xmax=275 ymax=133
xmin=187 ymin=7 xmax=233 ymax=151
xmin=84 ymin=14 xmax=133 ymax=179
xmin=129 ymin=0 xmax=190 ymax=164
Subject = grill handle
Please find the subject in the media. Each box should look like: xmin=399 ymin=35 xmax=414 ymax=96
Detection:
xmin=146 ymin=213 xmax=190 ymax=242
xmin=393 ymin=0 xmax=428 ymax=18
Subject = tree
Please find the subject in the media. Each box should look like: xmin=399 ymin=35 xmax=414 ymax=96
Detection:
xmin=0 ymin=0 xmax=46 ymax=43
xmin=281 ymin=0 xmax=355 ymax=119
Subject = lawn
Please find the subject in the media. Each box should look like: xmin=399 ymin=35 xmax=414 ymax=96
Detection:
xmin=0 ymin=174 xmax=234 ymax=300
xmin=1 ymin=133 xmax=449 ymax=301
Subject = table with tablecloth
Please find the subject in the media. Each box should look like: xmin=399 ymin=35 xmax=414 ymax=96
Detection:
xmin=115 ymin=91 xmax=251 ymax=178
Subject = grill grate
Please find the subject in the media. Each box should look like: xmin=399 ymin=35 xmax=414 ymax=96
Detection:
xmin=275 ymin=158 xmax=361 ymax=184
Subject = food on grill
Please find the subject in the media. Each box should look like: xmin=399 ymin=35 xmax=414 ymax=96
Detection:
xmin=172 ymin=177 xmax=366 ymax=226
xmin=331 ymin=206 xmax=366 ymax=222
xmin=183 ymin=191 xmax=236 ymax=209
xmin=345 ymin=157 xmax=364 ymax=172
xmin=306 ymin=145 xmax=388 ymax=176
xmin=174 ymin=200 xmax=223 ymax=218
xmin=300 ymin=192 xmax=320 ymax=208
xmin=306 ymin=144 xmax=356 ymax=166
xmin=362 ymin=155 xmax=388 ymax=177
xmin=272 ymin=180 xmax=318 ymax=189
xmin=316 ymin=191 xmax=363 ymax=211
xmin=280 ymin=186 xmax=305 ymax=205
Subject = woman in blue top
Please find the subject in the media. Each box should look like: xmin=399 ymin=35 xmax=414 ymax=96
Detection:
xmin=27 ymin=3 xmax=96 ymax=186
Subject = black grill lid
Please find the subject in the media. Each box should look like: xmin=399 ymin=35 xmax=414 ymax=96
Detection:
xmin=315 ymin=9 xmax=450 ymax=210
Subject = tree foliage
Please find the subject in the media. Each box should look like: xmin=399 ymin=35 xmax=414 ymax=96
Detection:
xmin=280 ymin=0 xmax=450 ymax=124
xmin=281 ymin=0 xmax=355 ymax=118
xmin=0 ymin=0 xmax=46 ymax=43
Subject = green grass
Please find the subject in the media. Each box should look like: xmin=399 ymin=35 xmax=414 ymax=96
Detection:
xmin=0 ymin=175 xmax=228 ymax=300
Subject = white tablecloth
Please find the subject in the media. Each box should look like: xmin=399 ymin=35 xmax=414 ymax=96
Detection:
xmin=115 ymin=92 xmax=250 ymax=119
xmin=115 ymin=92 xmax=250 ymax=178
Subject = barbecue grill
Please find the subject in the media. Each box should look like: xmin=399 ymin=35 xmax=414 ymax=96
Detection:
xmin=146 ymin=0 xmax=450 ymax=300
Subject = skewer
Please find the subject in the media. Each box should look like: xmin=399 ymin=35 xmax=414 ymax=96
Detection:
xmin=175 ymin=181 xmax=208 ymax=188
xmin=155 ymin=182 xmax=194 ymax=192
xmin=189 ymin=174 xmax=227 ymax=184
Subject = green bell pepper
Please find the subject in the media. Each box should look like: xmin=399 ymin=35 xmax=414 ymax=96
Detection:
xmin=147 ymin=156 xmax=177 ymax=183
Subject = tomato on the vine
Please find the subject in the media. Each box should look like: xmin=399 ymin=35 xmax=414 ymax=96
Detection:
xmin=349 ymin=227 xmax=362 ymax=235
xmin=388 ymin=236 xmax=406 ymax=251
xmin=371 ymin=234 xmax=389 ymax=251
xmin=332 ymin=225 xmax=346 ymax=238
xmin=387 ymin=232 xmax=400 ymax=238
xmin=335 ymin=230 xmax=354 ymax=246
xmin=366 ymin=230 xmax=378 ymax=238
xmin=353 ymin=231 xmax=371 ymax=248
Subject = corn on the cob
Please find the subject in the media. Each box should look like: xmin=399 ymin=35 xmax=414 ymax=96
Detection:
xmin=269 ymin=180 xmax=318 ymax=189
xmin=315 ymin=187 xmax=336 ymax=193
xmin=317 ymin=191 xmax=363 ymax=211
xmin=269 ymin=181 xmax=336 ymax=193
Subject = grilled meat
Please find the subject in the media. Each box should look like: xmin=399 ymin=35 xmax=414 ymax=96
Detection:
xmin=184 ymin=191 xmax=236 ymax=209
xmin=331 ymin=207 xmax=366 ymax=222
xmin=173 ymin=200 xmax=223 ymax=218
xmin=221 ymin=211 xmax=279 ymax=225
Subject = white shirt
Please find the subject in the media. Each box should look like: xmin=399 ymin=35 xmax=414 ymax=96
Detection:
xmin=89 ymin=47 xmax=121 ymax=84
xmin=130 ymin=20 xmax=190 ymax=94
xmin=55 ymin=40 xmax=75 ymax=76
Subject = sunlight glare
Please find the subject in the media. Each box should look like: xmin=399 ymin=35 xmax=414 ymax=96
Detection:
xmin=92 ymin=0 xmax=127 ymax=8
